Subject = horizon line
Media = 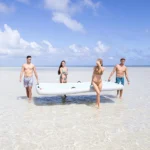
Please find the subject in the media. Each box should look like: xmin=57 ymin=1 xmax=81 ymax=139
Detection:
xmin=0 ymin=65 xmax=150 ymax=67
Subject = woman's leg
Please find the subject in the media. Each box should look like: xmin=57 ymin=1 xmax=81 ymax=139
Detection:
xmin=117 ymin=90 xmax=119 ymax=97
xmin=60 ymin=76 xmax=64 ymax=83
xmin=98 ymin=81 xmax=102 ymax=108
xmin=119 ymin=90 xmax=123 ymax=99
xmin=60 ymin=75 xmax=66 ymax=83
xmin=92 ymin=82 xmax=100 ymax=108
xmin=60 ymin=76 xmax=67 ymax=102
xmin=64 ymin=75 xmax=67 ymax=83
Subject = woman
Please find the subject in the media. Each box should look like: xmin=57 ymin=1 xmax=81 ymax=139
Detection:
xmin=58 ymin=60 xmax=68 ymax=83
xmin=91 ymin=59 xmax=104 ymax=108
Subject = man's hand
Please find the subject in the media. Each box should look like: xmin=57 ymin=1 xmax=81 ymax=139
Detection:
xmin=19 ymin=79 xmax=22 ymax=82
xmin=128 ymin=81 xmax=130 ymax=85
xmin=108 ymin=78 xmax=111 ymax=82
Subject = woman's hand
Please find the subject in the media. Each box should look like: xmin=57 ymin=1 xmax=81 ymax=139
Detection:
xmin=96 ymin=61 xmax=101 ymax=66
xmin=96 ymin=62 xmax=102 ymax=68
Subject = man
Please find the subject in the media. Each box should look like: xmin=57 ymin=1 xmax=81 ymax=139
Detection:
xmin=19 ymin=56 xmax=39 ymax=102
xmin=108 ymin=58 xmax=130 ymax=99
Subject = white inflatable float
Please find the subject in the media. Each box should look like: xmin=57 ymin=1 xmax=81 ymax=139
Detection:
xmin=36 ymin=81 xmax=124 ymax=95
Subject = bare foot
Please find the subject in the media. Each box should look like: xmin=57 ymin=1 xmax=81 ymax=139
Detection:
xmin=97 ymin=104 xmax=100 ymax=109
xmin=28 ymin=98 xmax=32 ymax=103
xmin=119 ymin=97 xmax=122 ymax=100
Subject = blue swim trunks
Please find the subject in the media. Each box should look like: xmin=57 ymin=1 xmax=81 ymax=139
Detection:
xmin=116 ymin=77 xmax=124 ymax=85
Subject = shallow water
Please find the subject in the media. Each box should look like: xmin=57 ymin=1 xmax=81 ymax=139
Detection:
xmin=0 ymin=67 xmax=149 ymax=150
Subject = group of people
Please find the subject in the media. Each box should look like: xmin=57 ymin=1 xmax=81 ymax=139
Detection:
xmin=20 ymin=56 xmax=130 ymax=108
xmin=91 ymin=58 xmax=129 ymax=108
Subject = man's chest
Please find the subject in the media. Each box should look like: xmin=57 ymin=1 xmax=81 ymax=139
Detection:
xmin=24 ymin=65 xmax=33 ymax=71
xmin=117 ymin=66 xmax=126 ymax=72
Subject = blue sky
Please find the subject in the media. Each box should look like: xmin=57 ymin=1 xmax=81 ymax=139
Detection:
xmin=0 ymin=0 xmax=150 ymax=66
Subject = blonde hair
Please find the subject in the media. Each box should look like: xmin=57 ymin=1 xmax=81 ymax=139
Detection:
xmin=94 ymin=58 xmax=103 ymax=75
xmin=98 ymin=58 xmax=103 ymax=66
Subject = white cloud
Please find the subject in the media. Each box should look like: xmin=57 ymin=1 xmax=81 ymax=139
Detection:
xmin=94 ymin=41 xmax=109 ymax=53
xmin=0 ymin=24 xmax=41 ymax=56
xmin=69 ymin=44 xmax=90 ymax=56
xmin=0 ymin=24 xmax=112 ymax=63
xmin=83 ymin=0 xmax=100 ymax=10
xmin=0 ymin=2 xmax=15 ymax=13
xmin=116 ymin=48 xmax=140 ymax=60
xmin=30 ymin=42 xmax=41 ymax=50
xmin=111 ymin=47 xmax=150 ymax=61
xmin=42 ymin=40 xmax=57 ymax=53
xmin=44 ymin=0 xmax=84 ymax=32
xmin=16 ymin=0 xmax=29 ymax=4
xmin=44 ymin=0 xmax=100 ymax=32
xmin=44 ymin=0 xmax=80 ymax=14
xmin=44 ymin=0 xmax=70 ymax=12
xmin=69 ymin=41 xmax=109 ymax=58
xmin=52 ymin=12 xmax=84 ymax=32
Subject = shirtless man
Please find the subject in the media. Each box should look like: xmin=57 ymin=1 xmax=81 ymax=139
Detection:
xmin=108 ymin=58 xmax=130 ymax=99
xmin=19 ymin=56 xmax=39 ymax=102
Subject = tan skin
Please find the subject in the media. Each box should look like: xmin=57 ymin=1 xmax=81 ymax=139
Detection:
xmin=91 ymin=60 xmax=104 ymax=109
xmin=19 ymin=57 xmax=39 ymax=102
xmin=60 ymin=62 xmax=68 ymax=83
xmin=108 ymin=59 xmax=129 ymax=99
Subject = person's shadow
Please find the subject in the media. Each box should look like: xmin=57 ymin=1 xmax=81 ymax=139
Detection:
xmin=32 ymin=94 xmax=116 ymax=106
xmin=17 ymin=96 xmax=27 ymax=100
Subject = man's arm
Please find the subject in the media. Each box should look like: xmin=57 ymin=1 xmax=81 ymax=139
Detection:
xmin=33 ymin=65 xmax=39 ymax=84
xmin=108 ymin=65 xmax=117 ymax=81
xmin=125 ymin=67 xmax=130 ymax=84
xmin=19 ymin=65 xmax=24 ymax=82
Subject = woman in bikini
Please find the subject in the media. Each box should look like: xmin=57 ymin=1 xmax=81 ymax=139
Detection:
xmin=58 ymin=60 xmax=68 ymax=83
xmin=91 ymin=59 xmax=104 ymax=108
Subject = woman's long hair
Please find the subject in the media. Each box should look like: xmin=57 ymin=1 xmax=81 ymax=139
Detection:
xmin=94 ymin=58 xmax=103 ymax=75
xmin=58 ymin=60 xmax=66 ymax=75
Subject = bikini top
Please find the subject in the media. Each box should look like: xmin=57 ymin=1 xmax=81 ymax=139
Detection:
xmin=62 ymin=68 xmax=67 ymax=75
xmin=94 ymin=67 xmax=103 ymax=75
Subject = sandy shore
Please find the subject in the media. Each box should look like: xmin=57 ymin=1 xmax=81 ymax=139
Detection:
xmin=0 ymin=67 xmax=149 ymax=150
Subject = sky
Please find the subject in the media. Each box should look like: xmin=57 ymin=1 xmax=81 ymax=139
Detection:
xmin=0 ymin=0 xmax=150 ymax=66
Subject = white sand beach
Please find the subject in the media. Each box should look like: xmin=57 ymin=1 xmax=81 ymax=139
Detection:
xmin=0 ymin=67 xmax=149 ymax=150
